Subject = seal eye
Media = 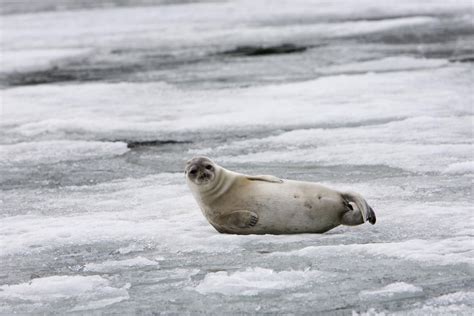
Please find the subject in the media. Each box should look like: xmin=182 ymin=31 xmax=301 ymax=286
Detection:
xmin=189 ymin=169 xmax=197 ymax=176
xmin=205 ymin=165 xmax=213 ymax=170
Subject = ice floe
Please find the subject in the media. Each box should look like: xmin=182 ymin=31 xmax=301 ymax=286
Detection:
xmin=194 ymin=267 xmax=325 ymax=296
xmin=426 ymin=291 xmax=474 ymax=307
xmin=359 ymin=282 xmax=423 ymax=300
xmin=1 ymin=140 xmax=129 ymax=165
xmin=274 ymin=237 xmax=473 ymax=266
xmin=388 ymin=291 xmax=474 ymax=315
xmin=443 ymin=161 xmax=474 ymax=175
xmin=3 ymin=66 xmax=471 ymax=146
xmin=84 ymin=256 xmax=159 ymax=273
xmin=0 ymin=48 xmax=91 ymax=74
xmin=0 ymin=275 xmax=129 ymax=312
xmin=318 ymin=57 xmax=448 ymax=75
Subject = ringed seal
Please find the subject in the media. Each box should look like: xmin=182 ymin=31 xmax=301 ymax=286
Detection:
xmin=185 ymin=156 xmax=376 ymax=234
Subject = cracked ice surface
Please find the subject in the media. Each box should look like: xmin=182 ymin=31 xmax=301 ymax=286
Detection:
xmin=0 ymin=0 xmax=473 ymax=314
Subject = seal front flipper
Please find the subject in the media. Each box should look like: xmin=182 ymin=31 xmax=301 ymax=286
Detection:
xmin=216 ymin=210 xmax=259 ymax=229
xmin=245 ymin=175 xmax=283 ymax=183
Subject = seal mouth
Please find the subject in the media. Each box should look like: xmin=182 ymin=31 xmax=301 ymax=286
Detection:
xmin=195 ymin=172 xmax=214 ymax=185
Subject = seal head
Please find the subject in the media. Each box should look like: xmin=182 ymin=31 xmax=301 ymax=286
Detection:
xmin=185 ymin=156 xmax=217 ymax=186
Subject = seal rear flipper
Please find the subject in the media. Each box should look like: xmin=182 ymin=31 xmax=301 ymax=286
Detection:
xmin=341 ymin=191 xmax=376 ymax=225
xmin=216 ymin=210 xmax=259 ymax=229
xmin=245 ymin=175 xmax=283 ymax=183
xmin=367 ymin=206 xmax=376 ymax=224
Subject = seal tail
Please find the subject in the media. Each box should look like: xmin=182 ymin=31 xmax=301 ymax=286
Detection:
xmin=341 ymin=191 xmax=376 ymax=225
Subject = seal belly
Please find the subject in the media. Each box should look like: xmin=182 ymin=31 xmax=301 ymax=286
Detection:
xmin=231 ymin=180 xmax=345 ymax=234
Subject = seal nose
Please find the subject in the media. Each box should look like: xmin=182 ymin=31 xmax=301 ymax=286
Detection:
xmin=188 ymin=166 xmax=198 ymax=177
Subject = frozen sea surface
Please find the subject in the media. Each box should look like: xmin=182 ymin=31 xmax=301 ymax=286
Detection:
xmin=0 ymin=0 xmax=473 ymax=314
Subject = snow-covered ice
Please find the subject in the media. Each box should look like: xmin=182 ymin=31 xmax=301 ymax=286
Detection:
xmin=0 ymin=275 xmax=129 ymax=312
xmin=359 ymin=282 xmax=423 ymax=300
xmin=1 ymin=140 xmax=129 ymax=165
xmin=83 ymin=256 xmax=159 ymax=273
xmin=194 ymin=268 xmax=326 ymax=296
xmin=0 ymin=0 xmax=472 ymax=314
